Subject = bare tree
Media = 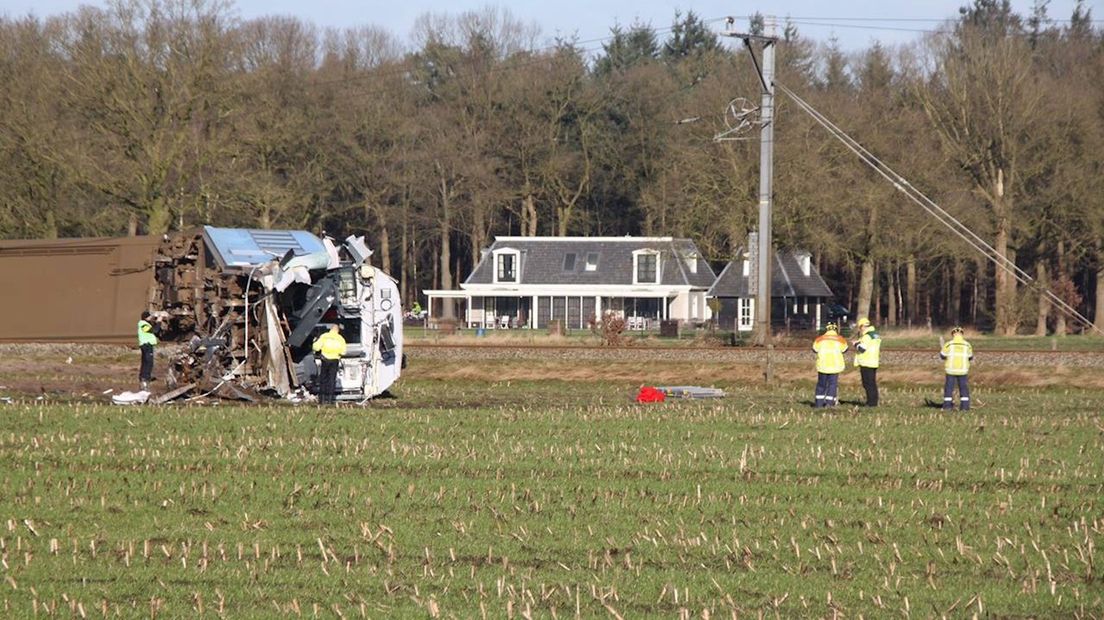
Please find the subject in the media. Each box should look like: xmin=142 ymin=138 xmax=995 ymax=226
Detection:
xmin=59 ymin=0 xmax=234 ymax=235
xmin=916 ymin=22 xmax=1049 ymax=334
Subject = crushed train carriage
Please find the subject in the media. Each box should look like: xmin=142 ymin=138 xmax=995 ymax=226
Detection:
xmin=150 ymin=226 xmax=404 ymax=401
xmin=0 ymin=226 xmax=404 ymax=402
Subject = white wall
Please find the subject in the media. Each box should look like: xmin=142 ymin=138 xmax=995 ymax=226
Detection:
xmin=699 ymin=292 xmax=712 ymax=321
xmin=668 ymin=292 xmax=688 ymax=321
xmin=670 ymin=291 xmax=713 ymax=322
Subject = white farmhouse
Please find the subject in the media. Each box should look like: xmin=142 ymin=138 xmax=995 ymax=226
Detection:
xmin=425 ymin=236 xmax=716 ymax=330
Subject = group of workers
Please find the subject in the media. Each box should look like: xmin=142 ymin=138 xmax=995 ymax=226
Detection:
xmin=813 ymin=319 xmax=973 ymax=410
xmin=136 ymin=313 xmax=349 ymax=405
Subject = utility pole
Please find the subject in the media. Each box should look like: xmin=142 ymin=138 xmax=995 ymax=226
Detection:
xmin=721 ymin=17 xmax=777 ymax=347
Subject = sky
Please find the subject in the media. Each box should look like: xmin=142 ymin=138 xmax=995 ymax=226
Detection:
xmin=1 ymin=0 xmax=1098 ymax=51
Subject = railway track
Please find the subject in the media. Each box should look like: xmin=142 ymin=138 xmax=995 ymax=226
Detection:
xmin=0 ymin=339 xmax=1098 ymax=356
xmin=404 ymin=341 xmax=1104 ymax=355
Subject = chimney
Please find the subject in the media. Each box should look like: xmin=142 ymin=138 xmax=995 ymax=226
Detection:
xmin=797 ymin=251 xmax=811 ymax=277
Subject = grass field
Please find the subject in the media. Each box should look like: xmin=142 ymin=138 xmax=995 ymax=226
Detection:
xmin=0 ymin=356 xmax=1102 ymax=618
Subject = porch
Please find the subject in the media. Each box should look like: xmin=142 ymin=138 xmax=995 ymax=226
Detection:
xmin=425 ymin=293 xmax=677 ymax=331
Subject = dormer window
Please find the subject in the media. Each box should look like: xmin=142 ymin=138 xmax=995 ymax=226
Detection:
xmin=492 ymin=248 xmax=519 ymax=283
xmin=585 ymin=252 xmax=599 ymax=272
xmin=633 ymin=250 xmax=660 ymax=284
xmin=685 ymin=253 xmax=698 ymax=274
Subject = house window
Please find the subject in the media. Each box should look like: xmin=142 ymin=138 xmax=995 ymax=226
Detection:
xmin=635 ymin=252 xmax=658 ymax=284
xmin=563 ymin=253 xmax=576 ymax=271
xmin=496 ymin=253 xmax=516 ymax=283
xmin=738 ymin=298 xmax=754 ymax=331
xmin=742 ymin=260 xmax=749 ymax=277
xmin=585 ymin=252 xmax=599 ymax=272
xmin=685 ymin=254 xmax=698 ymax=274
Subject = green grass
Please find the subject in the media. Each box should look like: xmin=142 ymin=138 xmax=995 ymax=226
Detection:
xmin=0 ymin=379 xmax=1101 ymax=617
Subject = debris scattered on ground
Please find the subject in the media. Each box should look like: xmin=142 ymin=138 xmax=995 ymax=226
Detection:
xmin=111 ymin=390 xmax=150 ymax=405
xmin=656 ymin=385 xmax=727 ymax=399
xmin=637 ymin=385 xmax=726 ymax=402
xmin=150 ymin=383 xmax=196 ymax=405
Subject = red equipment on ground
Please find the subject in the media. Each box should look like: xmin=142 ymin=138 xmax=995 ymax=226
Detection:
xmin=635 ymin=386 xmax=667 ymax=403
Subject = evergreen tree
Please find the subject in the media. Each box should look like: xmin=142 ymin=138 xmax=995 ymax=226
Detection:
xmin=594 ymin=23 xmax=659 ymax=76
xmin=662 ymin=10 xmax=719 ymax=62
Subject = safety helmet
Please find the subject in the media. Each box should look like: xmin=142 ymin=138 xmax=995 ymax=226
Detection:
xmin=857 ymin=317 xmax=871 ymax=329
xmin=825 ymin=322 xmax=838 ymax=332
xmin=950 ymin=326 xmax=964 ymax=335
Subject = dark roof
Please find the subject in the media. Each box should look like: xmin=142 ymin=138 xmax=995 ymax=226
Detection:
xmin=708 ymin=247 xmax=833 ymax=298
xmin=464 ymin=237 xmax=715 ymax=287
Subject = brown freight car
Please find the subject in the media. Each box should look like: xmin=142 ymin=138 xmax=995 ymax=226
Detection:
xmin=0 ymin=236 xmax=160 ymax=344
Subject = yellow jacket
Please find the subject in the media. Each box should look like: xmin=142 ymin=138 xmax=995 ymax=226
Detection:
xmin=312 ymin=330 xmax=347 ymax=360
xmin=813 ymin=331 xmax=848 ymax=374
xmin=941 ymin=336 xmax=972 ymax=376
xmin=854 ymin=326 xmax=880 ymax=368
xmin=138 ymin=320 xmax=158 ymax=347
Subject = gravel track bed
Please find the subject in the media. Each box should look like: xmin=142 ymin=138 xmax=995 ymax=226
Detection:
xmin=408 ymin=345 xmax=1104 ymax=368
xmin=2 ymin=343 xmax=1098 ymax=368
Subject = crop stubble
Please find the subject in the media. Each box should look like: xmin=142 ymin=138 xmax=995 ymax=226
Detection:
xmin=0 ymin=349 xmax=1100 ymax=617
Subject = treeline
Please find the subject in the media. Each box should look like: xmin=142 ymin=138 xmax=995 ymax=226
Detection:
xmin=1 ymin=0 xmax=1102 ymax=333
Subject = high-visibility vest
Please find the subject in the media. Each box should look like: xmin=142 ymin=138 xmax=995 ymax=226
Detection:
xmin=941 ymin=337 xmax=972 ymax=376
xmin=813 ymin=332 xmax=848 ymax=374
xmin=138 ymin=320 xmax=158 ymax=347
xmin=854 ymin=327 xmax=880 ymax=368
xmin=313 ymin=331 xmax=347 ymax=360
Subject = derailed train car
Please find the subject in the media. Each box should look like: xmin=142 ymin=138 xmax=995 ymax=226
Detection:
xmin=0 ymin=235 xmax=161 ymax=343
xmin=149 ymin=226 xmax=404 ymax=401
xmin=0 ymin=227 xmax=403 ymax=401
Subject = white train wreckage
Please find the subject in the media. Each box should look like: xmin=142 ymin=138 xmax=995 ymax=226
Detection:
xmin=148 ymin=226 xmax=403 ymax=402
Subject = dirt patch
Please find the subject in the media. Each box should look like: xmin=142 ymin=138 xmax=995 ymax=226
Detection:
xmin=0 ymin=343 xmax=179 ymax=400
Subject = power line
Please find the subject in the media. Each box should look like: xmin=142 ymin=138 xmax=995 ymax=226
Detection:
xmin=786 ymin=21 xmax=938 ymax=35
xmin=774 ymin=80 xmax=1100 ymax=335
xmin=785 ymin=16 xmax=1104 ymax=23
xmin=780 ymin=18 xmax=1103 ymax=42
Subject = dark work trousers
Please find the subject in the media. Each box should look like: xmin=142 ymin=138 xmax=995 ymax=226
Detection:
xmin=318 ymin=359 xmax=340 ymax=405
xmin=860 ymin=366 xmax=879 ymax=407
xmin=942 ymin=374 xmax=970 ymax=411
xmin=139 ymin=344 xmax=155 ymax=382
xmin=814 ymin=373 xmax=840 ymax=407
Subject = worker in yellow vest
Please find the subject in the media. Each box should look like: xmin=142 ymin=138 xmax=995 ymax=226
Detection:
xmin=812 ymin=322 xmax=848 ymax=407
xmin=312 ymin=324 xmax=347 ymax=405
xmin=940 ymin=326 xmax=973 ymax=411
xmin=137 ymin=312 xmax=159 ymax=392
xmin=853 ymin=317 xmax=881 ymax=407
